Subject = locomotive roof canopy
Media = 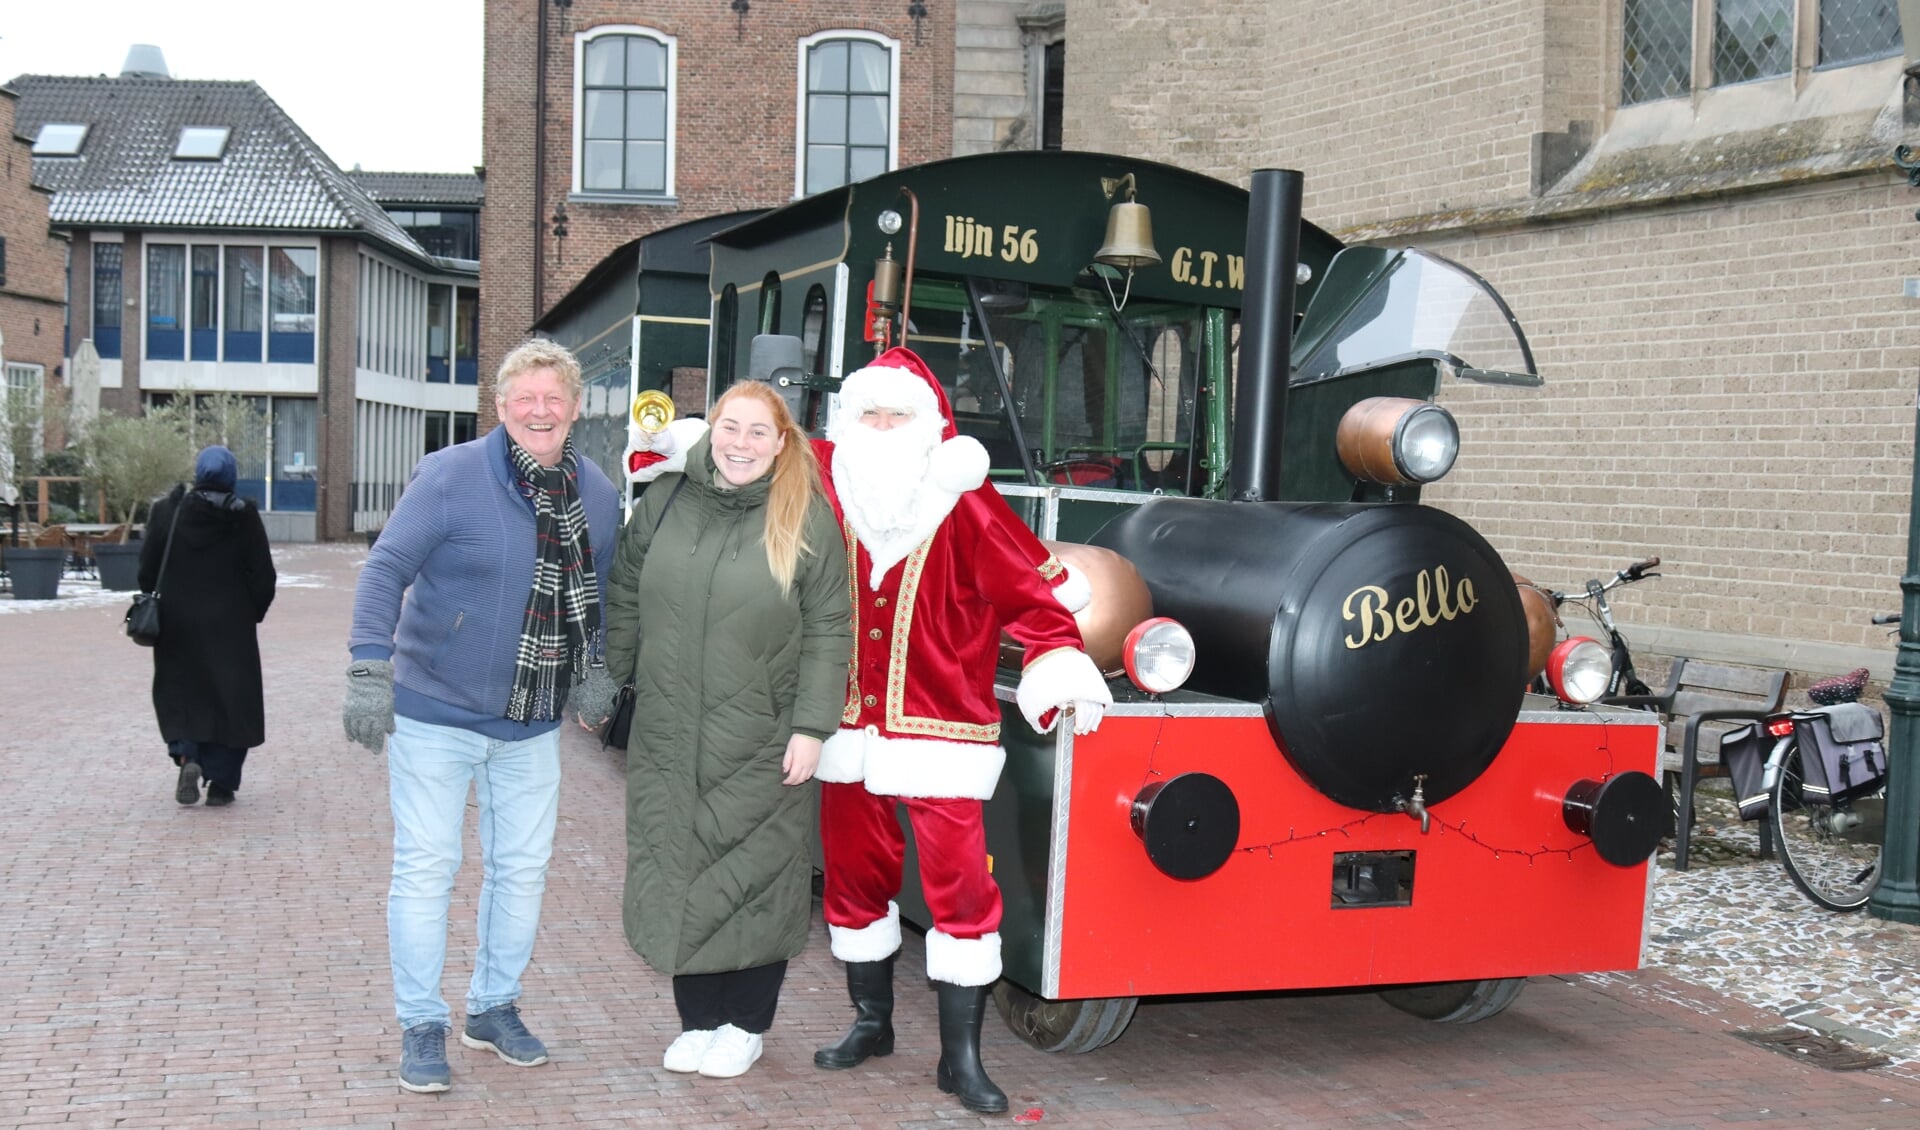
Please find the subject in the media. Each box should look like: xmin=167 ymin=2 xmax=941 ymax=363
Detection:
xmin=706 ymin=150 xmax=1345 ymax=310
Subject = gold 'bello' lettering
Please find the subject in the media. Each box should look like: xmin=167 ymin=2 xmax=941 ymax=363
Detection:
xmin=1342 ymin=566 xmax=1477 ymax=649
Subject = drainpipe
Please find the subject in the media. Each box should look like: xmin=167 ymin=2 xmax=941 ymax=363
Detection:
xmin=533 ymin=0 xmax=549 ymax=320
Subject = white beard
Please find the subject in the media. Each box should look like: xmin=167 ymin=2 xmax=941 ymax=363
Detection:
xmin=832 ymin=414 xmax=957 ymax=585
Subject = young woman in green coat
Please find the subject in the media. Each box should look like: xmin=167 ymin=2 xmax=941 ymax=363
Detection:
xmin=604 ymin=381 xmax=852 ymax=1080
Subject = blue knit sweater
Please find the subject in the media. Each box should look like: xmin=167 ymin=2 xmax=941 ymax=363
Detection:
xmin=349 ymin=426 xmax=621 ymax=739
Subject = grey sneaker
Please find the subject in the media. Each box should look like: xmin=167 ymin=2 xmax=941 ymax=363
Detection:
xmin=175 ymin=761 xmax=202 ymax=805
xmin=398 ymin=1022 xmax=451 ymax=1093
xmin=461 ymin=1003 xmax=549 ymax=1067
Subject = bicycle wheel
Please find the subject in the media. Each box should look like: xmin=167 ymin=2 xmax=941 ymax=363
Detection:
xmin=1769 ymin=740 xmax=1883 ymax=912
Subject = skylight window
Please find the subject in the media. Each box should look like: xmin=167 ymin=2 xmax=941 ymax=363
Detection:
xmin=32 ymin=123 xmax=88 ymax=156
xmin=174 ymin=127 xmax=231 ymax=160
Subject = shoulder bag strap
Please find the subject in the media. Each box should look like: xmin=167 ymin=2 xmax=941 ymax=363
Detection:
xmin=651 ymin=476 xmax=687 ymax=535
xmin=150 ymin=490 xmax=186 ymax=596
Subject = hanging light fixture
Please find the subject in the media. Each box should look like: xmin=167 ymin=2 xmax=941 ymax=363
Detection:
xmin=731 ymin=0 xmax=750 ymax=41
xmin=909 ymin=2 xmax=929 ymax=46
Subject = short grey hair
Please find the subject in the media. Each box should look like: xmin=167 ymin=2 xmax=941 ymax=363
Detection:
xmin=495 ymin=338 xmax=583 ymax=403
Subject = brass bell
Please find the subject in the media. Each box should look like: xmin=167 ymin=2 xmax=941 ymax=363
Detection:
xmin=1095 ymin=175 xmax=1161 ymax=271
xmin=630 ymin=388 xmax=675 ymax=433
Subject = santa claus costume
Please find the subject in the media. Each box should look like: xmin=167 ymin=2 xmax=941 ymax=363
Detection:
xmin=811 ymin=346 xmax=1110 ymax=1114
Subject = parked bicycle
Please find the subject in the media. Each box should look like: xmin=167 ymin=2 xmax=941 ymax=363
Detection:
xmin=1722 ymin=616 xmax=1893 ymax=912
xmin=1525 ymin=556 xmax=1661 ymax=700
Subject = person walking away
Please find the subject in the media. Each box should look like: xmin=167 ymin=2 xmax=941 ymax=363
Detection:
xmin=344 ymin=339 xmax=621 ymax=1094
xmin=811 ymin=347 xmax=1111 ymax=1114
xmin=605 ymin=380 xmax=851 ymax=1079
xmin=141 ymin=445 xmax=276 ymax=808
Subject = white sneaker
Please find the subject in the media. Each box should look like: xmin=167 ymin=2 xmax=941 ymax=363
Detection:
xmin=696 ymin=1024 xmax=763 ymax=1078
xmin=662 ymin=1028 xmax=718 ymax=1073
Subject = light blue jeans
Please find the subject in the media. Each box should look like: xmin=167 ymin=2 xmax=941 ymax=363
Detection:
xmin=387 ymin=715 xmax=561 ymax=1029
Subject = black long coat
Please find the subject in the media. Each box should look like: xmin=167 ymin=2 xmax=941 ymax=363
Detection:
xmin=138 ymin=485 xmax=277 ymax=749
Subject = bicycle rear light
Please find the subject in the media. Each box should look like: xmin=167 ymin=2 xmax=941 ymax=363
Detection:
xmin=1767 ymin=718 xmax=1795 ymax=738
xmin=1545 ymin=637 xmax=1610 ymax=704
xmin=1335 ymin=398 xmax=1460 ymax=486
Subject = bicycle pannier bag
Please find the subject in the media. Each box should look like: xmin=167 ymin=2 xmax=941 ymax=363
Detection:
xmin=1719 ymin=723 xmax=1772 ymax=821
xmin=1793 ymin=704 xmax=1886 ymax=805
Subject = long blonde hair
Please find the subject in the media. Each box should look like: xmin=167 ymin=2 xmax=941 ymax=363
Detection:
xmin=710 ymin=381 xmax=821 ymax=594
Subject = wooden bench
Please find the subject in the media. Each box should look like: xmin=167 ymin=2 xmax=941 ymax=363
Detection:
xmin=1605 ymin=657 xmax=1788 ymax=871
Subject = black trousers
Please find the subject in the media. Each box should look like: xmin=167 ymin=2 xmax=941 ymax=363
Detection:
xmin=169 ymin=740 xmax=248 ymax=791
xmin=672 ymin=960 xmax=788 ymax=1034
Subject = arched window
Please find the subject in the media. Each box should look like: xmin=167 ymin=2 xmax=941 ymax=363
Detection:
xmin=758 ymin=272 xmax=783 ymax=336
xmin=713 ymin=284 xmax=739 ymax=386
xmin=574 ymin=26 xmax=676 ymax=196
xmin=796 ymin=31 xmax=899 ymax=196
xmin=800 ymin=284 xmax=829 ymax=373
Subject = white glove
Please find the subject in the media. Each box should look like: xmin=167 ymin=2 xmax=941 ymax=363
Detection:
xmin=1015 ymin=648 xmax=1113 ymax=736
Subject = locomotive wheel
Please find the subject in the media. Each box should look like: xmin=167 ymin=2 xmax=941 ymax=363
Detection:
xmin=1377 ymin=977 xmax=1525 ymax=1023
xmin=992 ymin=980 xmax=1138 ymax=1053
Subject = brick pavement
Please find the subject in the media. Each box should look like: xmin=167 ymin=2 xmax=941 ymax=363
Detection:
xmin=6 ymin=542 xmax=1920 ymax=1128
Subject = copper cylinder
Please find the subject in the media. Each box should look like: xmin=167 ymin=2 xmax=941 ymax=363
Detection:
xmin=1335 ymin=396 xmax=1424 ymax=485
xmin=1512 ymin=571 xmax=1557 ymax=683
xmin=999 ymin=541 xmax=1153 ymax=674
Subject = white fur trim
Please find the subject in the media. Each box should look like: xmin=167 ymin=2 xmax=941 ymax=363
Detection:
xmin=817 ymin=727 xmax=867 ymax=783
xmin=626 ymin=418 xmax=705 ymax=483
xmin=1052 ymin=564 xmax=1092 ymax=614
xmin=828 ymin=902 xmax=902 ymax=963
xmin=841 ymin=730 xmax=1007 ymax=800
xmin=1016 ymin=648 xmax=1112 ymax=734
xmin=925 ymin=929 xmax=1003 ymax=987
xmin=929 ymin=435 xmax=988 ymax=494
xmin=835 ymin=363 xmax=941 ymax=423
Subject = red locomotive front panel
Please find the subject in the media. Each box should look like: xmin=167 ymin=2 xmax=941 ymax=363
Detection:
xmin=1036 ymin=701 xmax=1661 ymax=1000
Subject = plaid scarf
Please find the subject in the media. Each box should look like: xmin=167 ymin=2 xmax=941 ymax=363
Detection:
xmin=505 ymin=436 xmax=601 ymax=723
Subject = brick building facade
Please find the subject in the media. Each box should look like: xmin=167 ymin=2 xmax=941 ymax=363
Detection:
xmin=0 ymin=86 xmax=67 ymax=481
xmin=480 ymin=0 xmax=957 ymax=429
xmin=1067 ymin=0 xmax=1920 ymax=679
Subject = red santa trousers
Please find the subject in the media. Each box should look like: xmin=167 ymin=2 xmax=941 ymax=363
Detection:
xmin=820 ymin=780 xmax=1003 ymax=984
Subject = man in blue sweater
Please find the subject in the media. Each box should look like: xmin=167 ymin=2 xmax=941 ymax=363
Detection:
xmin=345 ymin=339 xmax=621 ymax=1093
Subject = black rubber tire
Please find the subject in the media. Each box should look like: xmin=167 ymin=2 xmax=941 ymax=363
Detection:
xmin=1378 ymin=977 xmax=1526 ymax=1023
xmin=1771 ymin=741 xmax=1880 ymax=913
xmin=991 ymin=980 xmax=1138 ymax=1054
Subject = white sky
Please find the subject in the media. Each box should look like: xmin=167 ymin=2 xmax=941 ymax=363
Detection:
xmin=0 ymin=1 xmax=483 ymax=173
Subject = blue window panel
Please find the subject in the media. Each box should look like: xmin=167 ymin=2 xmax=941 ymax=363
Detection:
xmin=455 ymin=358 xmax=478 ymax=385
xmin=97 ymin=326 xmax=121 ymax=359
xmin=235 ymin=478 xmax=268 ymax=508
xmin=147 ymin=328 xmax=184 ymax=360
xmin=427 ymin=356 xmax=451 ymax=383
xmin=268 ymin=331 xmax=315 ymax=364
xmin=274 ymin=479 xmax=317 ymax=511
xmin=190 ymin=327 xmax=218 ymax=361
xmin=225 ymin=330 xmax=262 ymax=362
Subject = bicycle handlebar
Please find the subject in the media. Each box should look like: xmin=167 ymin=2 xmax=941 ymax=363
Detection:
xmin=1873 ymin=612 xmax=1903 ymax=626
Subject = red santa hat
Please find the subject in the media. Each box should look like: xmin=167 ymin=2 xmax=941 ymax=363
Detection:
xmin=834 ymin=346 xmax=988 ymax=493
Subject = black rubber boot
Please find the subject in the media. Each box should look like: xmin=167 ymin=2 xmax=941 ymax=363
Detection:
xmin=934 ymin=982 xmax=1007 ymax=1114
xmin=813 ymin=958 xmax=895 ymax=1069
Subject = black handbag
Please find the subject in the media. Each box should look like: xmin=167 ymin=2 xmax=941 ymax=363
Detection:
xmin=599 ymin=684 xmax=636 ymax=749
xmin=125 ymin=491 xmax=184 ymax=646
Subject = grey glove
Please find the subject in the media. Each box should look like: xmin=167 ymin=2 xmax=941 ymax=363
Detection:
xmin=343 ymin=659 xmax=396 ymax=752
xmin=571 ymin=664 xmax=619 ymax=725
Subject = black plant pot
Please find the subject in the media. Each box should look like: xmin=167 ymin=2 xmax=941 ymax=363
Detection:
xmin=3 ymin=546 xmax=65 ymax=600
xmin=94 ymin=542 xmax=142 ymax=591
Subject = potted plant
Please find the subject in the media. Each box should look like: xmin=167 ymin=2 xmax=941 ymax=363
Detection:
xmin=78 ymin=403 xmax=195 ymax=567
xmin=3 ymin=542 xmax=65 ymax=599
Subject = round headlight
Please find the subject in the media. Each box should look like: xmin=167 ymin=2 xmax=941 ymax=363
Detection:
xmin=1123 ymin=617 xmax=1196 ymax=694
xmin=1546 ymin=637 xmax=1611 ymax=705
xmin=1394 ymin=404 xmax=1459 ymax=483
xmin=1335 ymin=397 xmax=1461 ymax=486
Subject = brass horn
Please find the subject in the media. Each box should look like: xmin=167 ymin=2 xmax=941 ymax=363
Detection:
xmin=631 ymin=389 xmax=675 ymax=434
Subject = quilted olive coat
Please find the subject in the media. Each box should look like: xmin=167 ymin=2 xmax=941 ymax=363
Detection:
xmin=605 ymin=435 xmax=851 ymax=976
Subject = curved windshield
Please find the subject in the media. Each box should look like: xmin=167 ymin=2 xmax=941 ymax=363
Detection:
xmin=1292 ymin=249 xmax=1537 ymax=385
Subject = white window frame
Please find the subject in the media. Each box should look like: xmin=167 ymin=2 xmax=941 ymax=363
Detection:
xmin=5 ymin=362 xmax=47 ymax=460
xmin=571 ymin=24 xmax=679 ymax=200
xmin=794 ymin=29 xmax=902 ymax=199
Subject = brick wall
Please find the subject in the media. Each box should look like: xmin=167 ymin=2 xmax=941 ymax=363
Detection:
xmin=0 ymin=88 xmax=68 ymax=446
xmin=481 ymin=0 xmax=957 ymax=429
xmin=1064 ymin=0 xmax=1917 ymax=675
xmin=318 ymin=236 xmax=360 ymax=541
